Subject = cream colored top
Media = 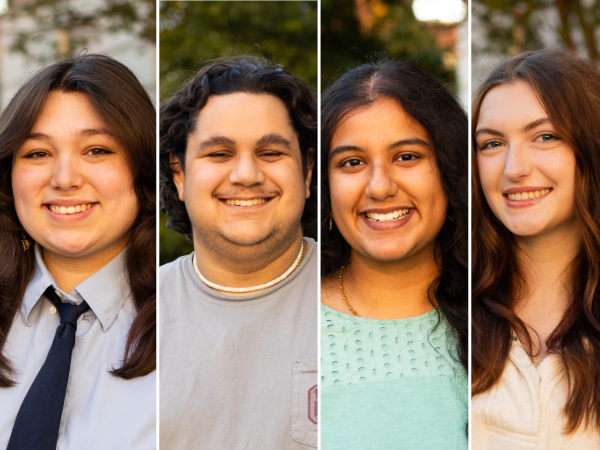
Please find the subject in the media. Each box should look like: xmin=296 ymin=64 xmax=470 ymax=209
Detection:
xmin=472 ymin=337 xmax=600 ymax=449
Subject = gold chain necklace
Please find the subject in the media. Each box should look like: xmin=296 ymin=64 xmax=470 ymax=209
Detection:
xmin=339 ymin=260 xmax=360 ymax=317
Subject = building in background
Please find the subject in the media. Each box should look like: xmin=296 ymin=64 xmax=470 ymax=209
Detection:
xmin=0 ymin=0 xmax=156 ymax=109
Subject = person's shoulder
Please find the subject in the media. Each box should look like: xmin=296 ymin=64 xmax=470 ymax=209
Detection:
xmin=159 ymin=253 xmax=193 ymax=286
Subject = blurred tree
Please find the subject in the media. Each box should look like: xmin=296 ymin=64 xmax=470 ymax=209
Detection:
xmin=321 ymin=0 xmax=455 ymax=90
xmin=473 ymin=0 xmax=600 ymax=61
xmin=160 ymin=1 xmax=317 ymax=99
xmin=159 ymin=1 xmax=318 ymax=265
xmin=5 ymin=0 xmax=155 ymax=60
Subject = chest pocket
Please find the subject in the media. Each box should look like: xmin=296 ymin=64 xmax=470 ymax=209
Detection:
xmin=291 ymin=360 xmax=318 ymax=448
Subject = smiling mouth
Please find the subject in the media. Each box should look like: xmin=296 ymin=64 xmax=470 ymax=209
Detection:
xmin=365 ymin=208 xmax=410 ymax=222
xmin=506 ymin=188 xmax=551 ymax=201
xmin=220 ymin=198 xmax=272 ymax=207
xmin=46 ymin=203 xmax=96 ymax=215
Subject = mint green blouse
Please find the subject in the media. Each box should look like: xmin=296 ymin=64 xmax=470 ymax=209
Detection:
xmin=321 ymin=304 xmax=467 ymax=450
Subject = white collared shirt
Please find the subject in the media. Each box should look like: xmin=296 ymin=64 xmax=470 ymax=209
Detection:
xmin=0 ymin=244 xmax=155 ymax=450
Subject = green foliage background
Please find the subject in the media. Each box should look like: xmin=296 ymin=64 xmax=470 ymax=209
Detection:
xmin=321 ymin=0 xmax=455 ymax=92
xmin=159 ymin=1 xmax=317 ymax=265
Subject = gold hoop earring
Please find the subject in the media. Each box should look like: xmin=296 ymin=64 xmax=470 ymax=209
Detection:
xmin=21 ymin=231 xmax=31 ymax=252
xmin=329 ymin=211 xmax=333 ymax=230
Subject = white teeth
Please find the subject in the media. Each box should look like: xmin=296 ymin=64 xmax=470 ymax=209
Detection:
xmin=224 ymin=198 xmax=268 ymax=207
xmin=49 ymin=203 xmax=93 ymax=215
xmin=365 ymin=209 xmax=410 ymax=222
xmin=507 ymin=189 xmax=551 ymax=201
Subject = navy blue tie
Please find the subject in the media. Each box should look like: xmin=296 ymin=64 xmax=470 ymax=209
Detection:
xmin=7 ymin=287 xmax=90 ymax=450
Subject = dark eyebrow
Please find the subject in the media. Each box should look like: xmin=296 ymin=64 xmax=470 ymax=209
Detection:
xmin=256 ymin=133 xmax=292 ymax=150
xmin=475 ymin=118 xmax=552 ymax=140
xmin=474 ymin=128 xmax=504 ymax=139
xmin=78 ymin=128 xmax=116 ymax=138
xmin=198 ymin=135 xmax=236 ymax=151
xmin=523 ymin=117 xmax=551 ymax=132
xmin=389 ymin=138 xmax=429 ymax=149
xmin=329 ymin=145 xmax=364 ymax=161
xmin=25 ymin=128 xmax=116 ymax=141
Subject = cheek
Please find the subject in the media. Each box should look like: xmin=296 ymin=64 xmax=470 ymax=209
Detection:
xmin=328 ymin=172 xmax=362 ymax=219
xmin=185 ymin=163 xmax=223 ymax=199
xmin=11 ymin=165 xmax=48 ymax=215
xmin=93 ymin=164 xmax=138 ymax=214
xmin=477 ymin=156 xmax=502 ymax=204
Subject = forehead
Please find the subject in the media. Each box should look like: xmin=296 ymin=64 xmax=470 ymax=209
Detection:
xmin=191 ymin=92 xmax=298 ymax=144
xmin=478 ymin=81 xmax=546 ymax=129
xmin=33 ymin=91 xmax=108 ymax=132
xmin=331 ymin=97 xmax=429 ymax=148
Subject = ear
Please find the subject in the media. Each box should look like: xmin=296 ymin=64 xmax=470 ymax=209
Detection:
xmin=305 ymin=147 xmax=314 ymax=199
xmin=170 ymin=153 xmax=185 ymax=202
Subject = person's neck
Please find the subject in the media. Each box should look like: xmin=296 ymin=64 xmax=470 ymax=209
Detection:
xmin=42 ymin=241 xmax=126 ymax=293
xmin=193 ymin=230 xmax=305 ymax=296
xmin=337 ymin=245 xmax=439 ymax=320
xmin=514 ymin=225 xmax=581 ymax=355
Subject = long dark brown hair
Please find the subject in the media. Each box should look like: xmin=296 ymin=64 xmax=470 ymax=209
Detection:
xmin=321 ymin=59 xmax=468 ymax=371
xmin=0 ymin=54 xmax=156 ymax=386
xmin=472 ymin=48 xmax=600 ymax=432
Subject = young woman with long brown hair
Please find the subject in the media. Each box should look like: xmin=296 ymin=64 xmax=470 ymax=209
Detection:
xmin=0 ymin=54 xmax=156 ymax=449
xmin=472 ymin=48 xmax=600 ymax=448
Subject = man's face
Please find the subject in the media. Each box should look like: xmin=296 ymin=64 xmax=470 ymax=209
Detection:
xmin=172 ymin=92 xmax=311 ymax=261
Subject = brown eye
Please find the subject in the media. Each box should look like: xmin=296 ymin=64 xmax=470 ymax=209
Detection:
xmin=341 ymin=158 xmax=364 ymax=167
xmin=397 ymin=154 xmax=418 ymax=162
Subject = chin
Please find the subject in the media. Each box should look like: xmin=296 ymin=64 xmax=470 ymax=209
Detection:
xmin=220 ymin=229 xmax=276 ymax=247
xmin=362 ymin=244 xmax=416 ymax=262
xmin=503 ymin=219 xmax=547 ymax=237
xmin=38 ymin=234 xmax=96 ymax=257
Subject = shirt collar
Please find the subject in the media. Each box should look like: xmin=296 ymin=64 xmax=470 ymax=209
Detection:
xmin=21 ymin=243 xmax=130 ymax=332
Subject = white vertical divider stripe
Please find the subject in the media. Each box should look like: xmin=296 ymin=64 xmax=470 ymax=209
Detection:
xmin=467 ymin=1 xmax=473 ymax=449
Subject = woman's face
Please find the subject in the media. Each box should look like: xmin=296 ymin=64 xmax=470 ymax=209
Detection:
xmin=12 ymin=91 xmax=139 ymax=262
xmin=328 ymin=97 xmax=447 ymax=263
xmin=476 ymin=81 xmax=578 ymax=239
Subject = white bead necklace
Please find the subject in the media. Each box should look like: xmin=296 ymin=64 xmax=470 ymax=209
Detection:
xmin=193 ymin=240 xmax=306 ymax=293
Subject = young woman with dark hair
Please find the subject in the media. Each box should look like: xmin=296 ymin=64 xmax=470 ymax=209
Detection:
xmin=472 ymin=48 xmax=600 ymax=448
xmin=0 ymin=54 xmax=156 ymax=449
xmin=320 ymin=59 xmax=468 ymax=448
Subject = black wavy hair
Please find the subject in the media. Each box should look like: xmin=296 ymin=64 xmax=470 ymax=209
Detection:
xmin=160 ymin=55 xmax=317 ymax=239
xmin=321 ymin=59 xmax=468 ymax=369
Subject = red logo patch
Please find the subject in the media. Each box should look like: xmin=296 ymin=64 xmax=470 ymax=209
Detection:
xmin=308 ymin=385 xmax=318 ymax=424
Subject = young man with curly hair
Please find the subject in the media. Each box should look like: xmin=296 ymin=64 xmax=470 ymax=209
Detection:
xmin=159 ymin=57 xmax=318 ymax=449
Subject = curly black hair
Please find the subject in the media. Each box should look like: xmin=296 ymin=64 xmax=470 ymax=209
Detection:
xmin=160 ymin=55 xmax=317 ymax=240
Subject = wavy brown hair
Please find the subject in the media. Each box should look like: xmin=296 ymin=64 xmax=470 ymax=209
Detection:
xmin=0 ymin=54 xmax=156 ymax=386
xmin=472 ymin=48 xmax=600 ymax=432
xmin=160 ymin=55 xmax=317 ymax=239
xmin=321 ymin=59 xmax=468 ymax=371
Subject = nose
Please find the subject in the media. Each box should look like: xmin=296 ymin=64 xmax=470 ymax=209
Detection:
xmin=50 ymin=154 xmax=84 ymax=190
xmin=504 ymin=142 xmax=532 ymax=181
xmin=364 ymin=164 xmax=398 ymax=200
xmin=229 ymin=153 xmax=265 ymax=186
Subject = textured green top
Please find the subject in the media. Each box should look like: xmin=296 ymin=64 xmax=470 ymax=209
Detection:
xmin=321 ymin=304 xmax=467 ymax=450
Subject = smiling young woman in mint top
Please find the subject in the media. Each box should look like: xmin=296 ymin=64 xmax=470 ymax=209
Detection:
xmin=320 ymin=59 xmax=468 ymax=449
